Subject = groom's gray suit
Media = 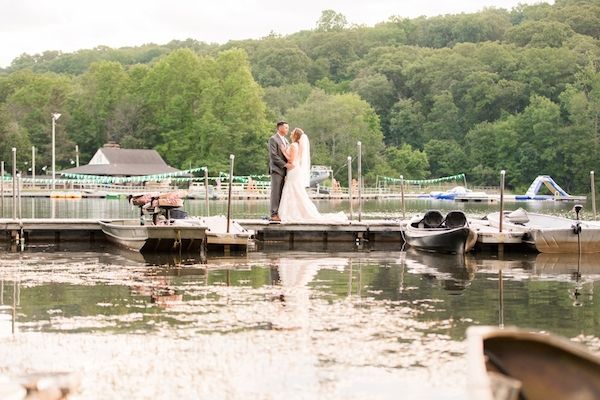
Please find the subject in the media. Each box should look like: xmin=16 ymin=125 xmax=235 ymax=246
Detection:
xmin=269 ymin=132 xmax=288 ymax=217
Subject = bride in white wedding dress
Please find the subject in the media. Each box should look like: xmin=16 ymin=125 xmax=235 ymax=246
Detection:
xmin=278 ymin=128 xmax=348 ymax=224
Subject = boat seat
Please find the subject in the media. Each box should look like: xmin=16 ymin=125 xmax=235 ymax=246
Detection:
xmin=421 ymin=210 xmax=444 ymax=228
xmin=444 ymin=211 xmax=467 ymax=229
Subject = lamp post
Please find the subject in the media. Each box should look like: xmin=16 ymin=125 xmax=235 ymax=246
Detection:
xmin=75 ymin=144 xmax=79 ymax=167
xmin=51 ymin=113 xmax=61 ymax=190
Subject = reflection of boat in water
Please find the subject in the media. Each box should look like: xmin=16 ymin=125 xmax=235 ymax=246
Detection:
xmin=99 ymin=219 xmax=207 ymax=252
xmin=533 ymin=253 xmax=600 ymax=275
xmin=467 ymin=325 xmax=600 ymax=400
xmin=404 ymin=248 xmax=476 ymax=292
xmin=487 ymin=208 xmax=600 ymax=253
xmin=405 ymin=210 xmax=477 ymax=254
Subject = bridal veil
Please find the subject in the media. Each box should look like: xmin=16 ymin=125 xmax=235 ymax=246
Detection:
xmin=298 ymin=133 xmax=311 ymax=188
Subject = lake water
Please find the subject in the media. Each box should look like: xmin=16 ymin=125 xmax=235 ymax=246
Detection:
xmin=1 ymin=198 xmax=599 ymax=399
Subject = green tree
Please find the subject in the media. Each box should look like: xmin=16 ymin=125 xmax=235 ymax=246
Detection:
xmin=386 ymin=99 xmax=425 ymax=148
xmin=424 ymin=139 xmax=466 ymax=178
xmin=423 ymin=91 xmax=461 ymax=143
xmin=286 ymin=89 xmax=386 ymax=184
xmin=384 ymin=144 xmax=429 ymax=179
xmin=316 ymin=10 xmax=348 ymax=32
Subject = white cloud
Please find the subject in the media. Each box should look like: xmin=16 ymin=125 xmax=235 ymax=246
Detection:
xmin=0 ymin=0 xmax=549 ymax=68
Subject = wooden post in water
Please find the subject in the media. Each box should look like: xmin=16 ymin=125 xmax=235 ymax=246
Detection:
xmin=400 ymin=175 xmax=405 ymax=220
xmin=357 ymin=141 xmax=362 ymax=222
xmin=498 ymin=269 xmax=504 ymax=328
xmin=499 ymin=170 xmax=505 ymax=233
xmin=591 ymin=171 xmax=596 ymax=220
xmin=1 ymin=161 xmax=4 ymax=218
xmin=12 ymin=148 xmax=16 ymax=220
xmin=31 ymin=146 xmax=35 ymax=189
xmin=17 ymin=173 xmax=22 ymax=220
xmin=226 ymin=155 xmax=234 ymax=233
xmin=347 ymin=156 xmax=353 ymax=221
xmin=204 ymin=168 xmax=210 ymax=217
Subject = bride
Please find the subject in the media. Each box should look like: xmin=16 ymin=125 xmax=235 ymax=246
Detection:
xmin=278 ymin=128 xmax=347 ymax=223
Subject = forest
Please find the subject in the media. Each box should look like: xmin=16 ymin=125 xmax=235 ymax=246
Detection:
xmin=0 ymin=0 xmax=599 ymax=192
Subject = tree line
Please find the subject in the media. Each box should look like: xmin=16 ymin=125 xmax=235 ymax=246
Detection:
xmin=0 ymin=0 xmax=599 ymax=192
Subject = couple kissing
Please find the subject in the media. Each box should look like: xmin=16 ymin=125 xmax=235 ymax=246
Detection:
xmin=268 ymin=121 xmax=347 ymax=224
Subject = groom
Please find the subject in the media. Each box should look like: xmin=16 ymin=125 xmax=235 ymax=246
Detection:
xmin=268 ymin=121 xmax=293 ymax=222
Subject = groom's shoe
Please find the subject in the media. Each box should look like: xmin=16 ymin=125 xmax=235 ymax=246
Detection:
xmin=269 ymin=215 xmax=281 ymax=223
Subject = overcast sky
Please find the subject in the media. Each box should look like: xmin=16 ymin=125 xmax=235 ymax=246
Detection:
xmin=0 ymin=0 xmax=548 ymax=68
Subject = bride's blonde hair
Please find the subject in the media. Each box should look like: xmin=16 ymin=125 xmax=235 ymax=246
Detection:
xmin=291 ymin=128 xmax=304 ymax=142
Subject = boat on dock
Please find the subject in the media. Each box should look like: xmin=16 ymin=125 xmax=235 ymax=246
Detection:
xmin=486 ymin=207 xmax=600 ymax=253
xmin=99 ymin=219 xmax=207 ymax=252
xmin=405 ymin=210 xmax=477 ymax=254
xmin=196 ymin=215 xmax=254 ymax=250
xmin=467 ymin=325 xmax=600 ymax=400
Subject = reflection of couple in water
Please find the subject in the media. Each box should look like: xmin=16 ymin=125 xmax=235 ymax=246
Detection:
xmin=272 ymin=257 xmax=347 ymax=330
xmin=268 ymin=121 xmax=347 ymax=224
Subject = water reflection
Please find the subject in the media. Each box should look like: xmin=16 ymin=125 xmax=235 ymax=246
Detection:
xmin=1 ymin=248 xmax=599 ymax=399
xmin=403 ymin=249 xmax=477 ymax=293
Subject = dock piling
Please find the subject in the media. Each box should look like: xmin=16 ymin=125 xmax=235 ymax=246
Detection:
xmin=226 ymin=155 xmax=234 ymax=233
xmin=12 ymin=148 xmax=16 ymax=220
xmin=591 ymin=171 xmax=596 ymax=220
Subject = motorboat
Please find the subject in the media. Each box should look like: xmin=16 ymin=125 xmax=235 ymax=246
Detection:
xmin=101 ymin=191 xmax=208 ymax=252
xmin=467 ymin=326 xmax=600 ymax=400
xmin=486 ymin=207 xmax=600 ymax=253
xmin=405 ymin=210 xmax=477 ymax=254
xmin=195 ymin=215 xmax=253 ymax=250
xmin=99 ymin=218 xmax=207 ymax=252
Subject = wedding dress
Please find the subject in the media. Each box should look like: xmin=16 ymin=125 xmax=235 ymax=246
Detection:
xmin=278 ymin=135 xmax=348 ymax=224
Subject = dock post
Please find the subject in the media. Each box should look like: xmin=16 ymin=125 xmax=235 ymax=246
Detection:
xmin=348 ymin=156 xmax=353 ymax=220
xmin=31 ymin=146 xmax=36 ymax=188
xmin=400 ymin=175 xmax=405 ymax=220
xmin=204 ymin=168 xmax=210 ymax=217
xmin=17 ymin=173 xmax=22 ymax=221
xmin=357 ymin=141 xmax=362 ymax=222
xmin=226 ymin=155 xmax=234 ymax=233
xmin=498 ymin=170 xmax=506 ymax=256
xmin=1 ymin=161 xmax=4 ymax=218
xmin=12 ymin=148 xmax=16 ymax=220
xmin=591 ymin=171 xmax=596 ymax=220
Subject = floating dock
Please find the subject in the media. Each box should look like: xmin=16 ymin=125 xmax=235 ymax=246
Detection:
xmin=0 ymin=217 xmax=529 ymax=253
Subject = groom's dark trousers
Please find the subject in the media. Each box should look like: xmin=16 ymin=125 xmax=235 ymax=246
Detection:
xmin=268 ymin=134 xmax=287 ymax=217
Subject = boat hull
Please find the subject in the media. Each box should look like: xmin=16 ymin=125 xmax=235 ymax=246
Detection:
xmin=99 ymin=219 xmax=207 ymax=252
xmin=405 ymin=226 xmax=472 ymax=254
xmin=467 ymin=326 xmax=600 ymax=400
xmin=487 ymin=211 xmax=600 ymax=253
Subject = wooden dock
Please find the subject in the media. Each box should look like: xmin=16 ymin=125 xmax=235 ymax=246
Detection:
xmin=0 ymin=217 xmax=528 ymax=252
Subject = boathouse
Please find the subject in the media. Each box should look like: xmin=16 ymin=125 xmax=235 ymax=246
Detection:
xmin=60 ymin=143 xmax=180 ymax=177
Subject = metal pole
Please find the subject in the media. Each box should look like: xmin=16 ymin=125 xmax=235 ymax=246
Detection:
xmin=75 ymin=145 xmax=79 ymax=167
xmin=499 ymin=170 xmax=505 ymax=233
xmin=31 ymin=146 xmax=35 ymax=189
xmin=591 ymin=171 xmax=596 ymax=220
xmin=17 ymin=173 xmax=21 ymax=220
xmin=0 ymin=161 xmax=4 ymax=218
xmin=52 ymin=117 xmax=56 ymax=191
xmin=226 ymin=155 xmax=234 ymax=233
xmin=400 ymin=175 xmax=405 ymax=220
xmin=498 ymin=270 xmax=504 ymax=328
xmin=12 ymin=148 xmax=16 ymax=220
xmin=204 ymin=168 xmax=210 ymax=217
xmin=357 ymin=141 xmax=362 ymax=222
xmin=347 ymin=156 xmax=352 ymax=220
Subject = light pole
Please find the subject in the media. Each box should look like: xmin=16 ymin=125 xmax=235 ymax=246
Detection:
xmin=51 ymin=113 xmax=61 ymax=190
xmin=75 ymin=144 xmax=79 ymax=167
